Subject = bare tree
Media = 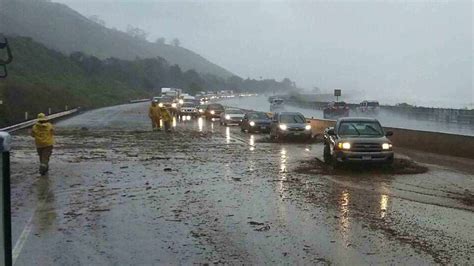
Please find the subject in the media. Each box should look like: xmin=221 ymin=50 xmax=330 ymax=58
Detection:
xmin=155 ymin=37 xmax=166 ymax=44
xmin=171 ymin=38 xmax=180 ymax=47
xmin=126 ymin=25 xmax=149 ymax=41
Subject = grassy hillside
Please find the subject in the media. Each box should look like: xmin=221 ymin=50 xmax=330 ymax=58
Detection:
xmin=0 ymin=36 xmax=148 ymax=126
xmin=0 ymin=36 xmax=296 ymax=127
xmin=0 ymin=0 xmax=234 ymax=78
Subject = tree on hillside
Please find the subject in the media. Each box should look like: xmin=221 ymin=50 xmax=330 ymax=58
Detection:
xmin=155 ymin=37 xmax=166 ymax=45
xmin=171 ymin=38 xmax=181 ymax=47
xmin=126 ymin=25 xmax=149 ymax=41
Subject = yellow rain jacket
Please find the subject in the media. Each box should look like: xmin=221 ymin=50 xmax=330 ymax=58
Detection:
xmin=32 ymin=122 xmax=55 ymax=148
xmin=160 ymin=108 xmax=172 ymax=122
xmin=148 ymin=104 xmax=161 ymax=119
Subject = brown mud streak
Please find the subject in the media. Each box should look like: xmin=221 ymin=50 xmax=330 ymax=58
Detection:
xmin=289 ymin=158 xmax=456 ymax=264
xmin=294 ymin=158 xmax=429 ymax=176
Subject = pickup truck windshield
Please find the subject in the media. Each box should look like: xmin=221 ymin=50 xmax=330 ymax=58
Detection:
xmin=338 ymin=121 xmax=384 ymax=136
xmin=280 ymin=114 xmax=305 ymax=124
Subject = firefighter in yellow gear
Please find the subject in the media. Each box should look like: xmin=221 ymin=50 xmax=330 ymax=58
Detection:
xmin=148 ymin=100 xmax=161 ymax=131
xmin=159 ymin=106 xmax=173 ymax=132
xmin=31 ymin=113 xmax=55 ymax=175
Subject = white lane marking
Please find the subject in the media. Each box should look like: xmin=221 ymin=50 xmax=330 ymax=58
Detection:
xmin=12 ymin=209 xmax=36 ymax=265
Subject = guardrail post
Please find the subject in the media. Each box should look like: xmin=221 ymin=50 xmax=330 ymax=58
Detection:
xmin=48 ymin=108 xmax=51 ymax=115
xmin=65 ymin=105 xmax=68 ymax=111
xmin=0 ymin=131 xmax=12 ymax=266
xmin=24 ymin=112 xmax=28 ymax=121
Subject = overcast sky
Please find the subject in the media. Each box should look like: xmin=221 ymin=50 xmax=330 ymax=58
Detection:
xmin=55 ymin=0 xmax=472 ymax=107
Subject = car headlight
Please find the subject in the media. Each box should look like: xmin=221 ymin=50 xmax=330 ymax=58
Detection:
xmin=279 ymin=124 xmax=287 ymax=131
xmin=171 ymin=103 xmax=177 ymax=108
xmin=305 ymin=124 xmax=311 ymax=130
xmin=158 ymin=103 xmax=163 ymax=107
xmin=210 ymin=110 xmax=215 ymax=115
xmin=199 ymin=109 xmax=204 ymax=113
xmin=225 ymin=115 xmax=231 ymax=120
xmin=249 ymin=121 xmax=255 ymax=127
xmin=382 ymin=143 xmax=392 ymax=150
xmin=337 ymin=142 xmax=351 ymax=150
xmin=179 ymin=99 xmax=184 ymax=104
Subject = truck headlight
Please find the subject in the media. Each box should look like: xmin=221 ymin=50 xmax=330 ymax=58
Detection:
xmin=158 ymin=103 xmax=163 ymax=107
xmin=338 ymin=142 xmax=351 ymax=150
xmin=179 ymin=99 xmax=184 ymax=104
xmin=279 ymin=124 xmax=287 ymax=131
xmin=249 ymin=121 xmax=255 ymax=127
xmin=382 ymin=143 xmax=392 ymax=150
xmin=305 ymin=124 xmax=311 ymax=130
xmin=225 ymin=115 xmax=231 ymax=120
xmin=171 ymin=103 xmax=177 ymax=108
xmin=199 ymin=109 xmax=204 ymax=113
xmin=210 ymin=110 xmax=215 ymax=115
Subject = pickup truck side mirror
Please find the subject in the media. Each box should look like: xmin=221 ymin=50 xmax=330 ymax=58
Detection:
xmin=327 ymin=128 xmax=335 ymax=135
xmin=385 ymin=131 xmax=393 ymax=137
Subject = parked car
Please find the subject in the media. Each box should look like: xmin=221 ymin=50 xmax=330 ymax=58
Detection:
xmin=179 ymin=102 xmax=199 ymax=118
xmin=323 ymin=117 xmax=394 ymax=167
xmin=205 ymin=103 xmax=225 ymax=120
xmin=270 ymin=112 xmax=312 ymax=141
xmin=357 ymin=101 xmax=380 ymax=115
xmin=220 ymin=108 xmax=245 ymax=125
xmin=323 ymin=101 xmax=350 ymax=119
xmin=241 ymin=112 xmax=272 ymax=133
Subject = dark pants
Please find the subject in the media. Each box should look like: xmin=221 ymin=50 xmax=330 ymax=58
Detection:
xmin=37 ymin=146 xmax=53 ymax=167
xmin=163 ymin=121 xmax=171 ymax=131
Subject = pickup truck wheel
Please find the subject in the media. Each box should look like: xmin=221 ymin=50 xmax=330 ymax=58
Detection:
xmin=323 ymin=144 xmax=332 ymax=164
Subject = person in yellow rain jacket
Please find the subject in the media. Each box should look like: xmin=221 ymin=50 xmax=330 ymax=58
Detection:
xmin=148 ymin=100 xmax=161 ymax=131
xmin=31 ymin=113 xmax=55 ymax=175
xmin=159 ymin=106 xmax=172 ymax=132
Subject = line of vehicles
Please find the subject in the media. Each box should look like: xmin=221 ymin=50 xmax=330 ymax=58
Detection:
xmin=323 ymin=100 xmax=380 ymax=119
xmin=205 ymin=102 xmax=394 ymax=167
xmin=153 ymin=89 xmax=393 ymax=167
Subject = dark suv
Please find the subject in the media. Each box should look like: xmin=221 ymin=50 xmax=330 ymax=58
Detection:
xmin=323 ymin=117 xmax=394 ymax=167
xmin=205 ymin=103 xmax=225 ymax=120
xmin=270 ymin=112 xmax=312 ymax=141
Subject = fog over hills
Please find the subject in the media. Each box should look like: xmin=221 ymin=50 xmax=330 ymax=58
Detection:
xmin=54 ymin=0 xmax=472 ymax=108
xmin=0 ymin=0 xmax=234 ymax=78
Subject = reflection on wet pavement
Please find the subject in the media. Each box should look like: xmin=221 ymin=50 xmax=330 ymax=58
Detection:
xmin=380 ymin=194 xmax=389 ymax=219
xmin=9 ymin=102 xmax=474 ymax=265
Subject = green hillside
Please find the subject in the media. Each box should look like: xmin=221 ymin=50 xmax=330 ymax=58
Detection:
xmin=0 ymin=0 xmax=234 ymax=78
xmin=0 ymin=36 xmax=296 ymax=127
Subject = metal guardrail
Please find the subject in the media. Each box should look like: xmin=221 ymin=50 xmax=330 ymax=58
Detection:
xmin=0 ymin=108 xmax=80 ymax=133
xmin=129 ymin=99 xmax=151 ymax=104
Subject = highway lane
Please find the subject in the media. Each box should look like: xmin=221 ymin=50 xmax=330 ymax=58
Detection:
xmin=218 ymin=95 xmax=474 ymax=136
xmin=8 ymin=102 xmax=474 ymax=264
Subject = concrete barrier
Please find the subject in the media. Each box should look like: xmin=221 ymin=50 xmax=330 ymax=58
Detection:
xmin=309 ymin=118 xmax=474 ymax=159
xmin=383 ymin=127 xmax=474 ymax=159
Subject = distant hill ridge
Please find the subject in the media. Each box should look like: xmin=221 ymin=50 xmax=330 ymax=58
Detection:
xmin=0 ymin=0 xmax=234 ymax=78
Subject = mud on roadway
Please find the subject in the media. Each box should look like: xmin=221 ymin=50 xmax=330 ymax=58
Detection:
xmin=9 ymin=102 xmax=474 ymax=265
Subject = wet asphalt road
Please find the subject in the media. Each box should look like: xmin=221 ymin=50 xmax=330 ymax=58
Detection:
xmin=9 ymin=102 xmax=474 ymax=265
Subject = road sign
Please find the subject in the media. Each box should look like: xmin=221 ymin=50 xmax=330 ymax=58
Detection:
xmin=334 ymin=89 xmax=342 ymax=101
xmin=0 ymin=131 xmax=12 ymax=266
